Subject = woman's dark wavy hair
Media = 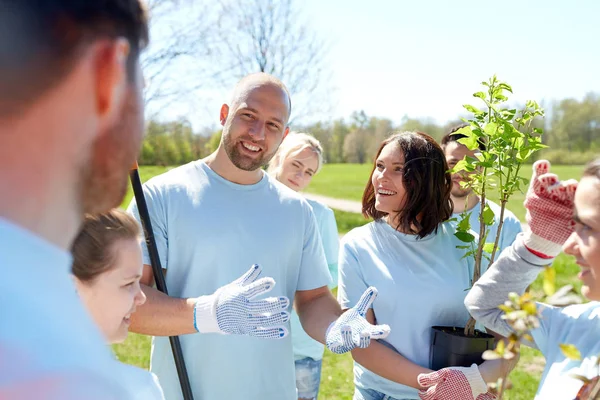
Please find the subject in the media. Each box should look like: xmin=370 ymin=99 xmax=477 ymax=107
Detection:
xmin=362 ymin=131 xmax=453 ymax=238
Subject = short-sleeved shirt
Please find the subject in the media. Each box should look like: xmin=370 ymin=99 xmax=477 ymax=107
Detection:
xmin=453 ymin=199 xmax=522 ymax=270
xmin=0 ymin=218 xmax=163 ymax=400
xmin=337 ymin=219 xmax=477 ymax=399
xmin=127 ymin=160 xmax=331 ymax=400
xmin=291 ymin=198 xmax=339 ymax=361
xmin=532 ymin=302 xmax=600 ymax=399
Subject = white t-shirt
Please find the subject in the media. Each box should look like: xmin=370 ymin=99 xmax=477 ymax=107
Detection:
xmin=0 ymin=218 xmax=163 ymax=399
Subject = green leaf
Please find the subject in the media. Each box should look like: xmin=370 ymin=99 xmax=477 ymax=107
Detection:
xmin=451 ymin=158 xmax=476 ymax=174
xmin=483 ymin=122 xmax=498 ymax=137
xmin=463 ymin=104 xmax=483 ymax=114
xmin=474 ymin=91 xmax=486 ymax=99
xmin=457 ymin=135 xmax=481 ymax=151
xmin=457 ymin=215 xmax=471 ymax=231
xmin=543 ymin=266 xmax=557 ymax=296
xmin=455 ymin=231 xmax=476 ymax=243
xmin=559 ymin=344 xmax=582 ymax=361
xmin=499 ymin=83 xmax=513 ymax=93
xmin=483 ymin=242 xmax=496 ymax=254
xmin=482 ymin=203 xmax=495 ymax=225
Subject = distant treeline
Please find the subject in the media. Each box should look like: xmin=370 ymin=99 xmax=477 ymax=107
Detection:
xmin=139 ymin=93 xmax=600 ymax=166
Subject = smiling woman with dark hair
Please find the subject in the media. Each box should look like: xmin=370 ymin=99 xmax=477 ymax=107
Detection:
xmin=337 ymin=131 xmax=509 ymax=400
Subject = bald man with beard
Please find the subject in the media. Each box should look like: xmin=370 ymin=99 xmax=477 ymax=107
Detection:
xmin=127 ymin=73 xmax=388 ymax=400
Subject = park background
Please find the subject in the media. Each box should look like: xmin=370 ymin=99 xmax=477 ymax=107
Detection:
xmin=116 ymin=0 xmax=599 ymax=398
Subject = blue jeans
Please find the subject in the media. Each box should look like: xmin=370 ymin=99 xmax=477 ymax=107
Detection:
xmin=295 ymin=357 xmax=323 ymax=399
xmin=353 ymin=386 xmax=407 ymax=400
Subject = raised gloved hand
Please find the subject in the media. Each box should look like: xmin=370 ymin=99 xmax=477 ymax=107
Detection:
xmin=325 ymin=287 xmax=390 ymax=354
xmin=193 ymin=264 xmax=290 ymax=338
xmin=523 ymin=160 xmax=578 ymax=257
xmin=418 ymin=364 xmax=496 ymax=400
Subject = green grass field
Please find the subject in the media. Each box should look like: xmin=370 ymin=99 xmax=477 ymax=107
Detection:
xmin=305 ymin=164 xmax=585 ymax=221
xmin=115 ymin=163 xmax=584 ymax=399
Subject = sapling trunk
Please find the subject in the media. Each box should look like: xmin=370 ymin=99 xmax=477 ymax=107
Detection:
xmin=464 ymin=183 xmax=488 ymax=337
xmin=489 ymin=199 xmax=507 ymax=265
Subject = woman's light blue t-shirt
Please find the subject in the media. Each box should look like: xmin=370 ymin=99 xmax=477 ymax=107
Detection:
xmin=290 ymin=198 xmax=339 ymax=361
xmin=338 ymin=219 xmax=477 ymax=399
xmin=532 ymin=302 xmax=600 ymax=399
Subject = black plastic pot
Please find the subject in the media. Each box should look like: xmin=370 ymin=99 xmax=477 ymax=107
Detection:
xmin=430 ymin=326 xmax=495 ymax=370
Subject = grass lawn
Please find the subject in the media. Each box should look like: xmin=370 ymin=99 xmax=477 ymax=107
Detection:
xmin=305 ymin=164 xmax=585 ymax=221
xmin=115 ymin=164 xmax=584 ymax=399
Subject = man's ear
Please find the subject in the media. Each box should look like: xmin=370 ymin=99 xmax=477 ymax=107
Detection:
xmin=282 ymin=126 xmax=290 ymax=139
xmin=219 ymin=104 xmax=229 ymax=126
xmin=94 ymin=38 xmax=130 ymax=125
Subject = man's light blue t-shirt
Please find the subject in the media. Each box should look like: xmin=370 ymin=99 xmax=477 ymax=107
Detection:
xmin=532 ymin=302 xmax=600 ymax=399
xmin=0 ymin=219 xmax=163 ymax=399
xmin=127 ymin=160 xmax=331 ymax=400
xmin=338 ymin=219 xmax=477 ymax=399
xmin=454 ymin=199 xmax=522 ymax=271
xmin=291 ymin=198 xmax=339 ymax=362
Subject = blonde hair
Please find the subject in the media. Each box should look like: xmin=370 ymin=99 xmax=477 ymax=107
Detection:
xmin=267 ymin=132 xmax=324 ymax=179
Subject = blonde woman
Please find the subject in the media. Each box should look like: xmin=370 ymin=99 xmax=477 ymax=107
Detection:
xmin=268 ymin=132 xmax=339 ymax=400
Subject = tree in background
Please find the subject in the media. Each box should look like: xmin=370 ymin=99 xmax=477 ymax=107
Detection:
xmin=548 ymin=92 xmax=600 ymax=152
xmin=208 ymin=0 xmax=333 ymax=122
xmin=142 ymin=0 xmax=216 ymax=113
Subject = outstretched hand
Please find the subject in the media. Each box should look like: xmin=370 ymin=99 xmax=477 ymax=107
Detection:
xmin=326 ymin=287 xmax=390 ymax=354
xmin=194 ymin=264 xmax=290 ymax=339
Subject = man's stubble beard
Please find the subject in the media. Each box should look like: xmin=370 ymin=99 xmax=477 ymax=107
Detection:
xmin=79 ymin=89 xmax=143 ymax=214
xmin=222 ymin=127 xmax=278 ymax=172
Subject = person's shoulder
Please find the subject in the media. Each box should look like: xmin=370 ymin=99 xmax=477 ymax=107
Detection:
xmin=144 ymin=161 xmax=202 ymax=191
xmin=561 ymin=301 xmax=600 ymax=319
xmin=434 ymin=219 xmax=461 ymax=240
xmin=341 ymin=220 xmax=378 ymax=245
xmin=265 ymin=175 xmax=311 ymax=208
xmin=305 ymin=198 xmax=334 ymax=219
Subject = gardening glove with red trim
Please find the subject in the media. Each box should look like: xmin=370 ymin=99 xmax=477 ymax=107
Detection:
xmin=418 ymin=364 xmax=496 ymax=400
xmin=325 ymin=287 xmax=391 ymax=354
xmin=523 ymin=160 xmax=578 ymax=258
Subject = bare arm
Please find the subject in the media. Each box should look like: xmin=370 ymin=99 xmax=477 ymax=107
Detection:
xmin=350 ymin=309 xmax=432 ymax=389
xmin=129 ymin=264 xmax=197 ymax=336
xmin=295 ymin=286 xmax=342 ymax=344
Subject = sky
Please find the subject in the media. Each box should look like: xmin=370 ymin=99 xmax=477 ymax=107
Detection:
xmin=149 ymin=0 xmax=600 ymax=131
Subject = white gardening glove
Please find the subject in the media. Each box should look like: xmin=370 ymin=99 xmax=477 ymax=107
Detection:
xmin=418 ymin=364 xmax=496 ymax=400
xmin=326 ymin=287 xmax=391 ymax=354
xmin=193 ymin=264 xmax=290 ymax=339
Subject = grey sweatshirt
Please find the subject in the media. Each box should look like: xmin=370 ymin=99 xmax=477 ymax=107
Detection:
xmin=464 ymin=233 xmax=551 ymax=341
